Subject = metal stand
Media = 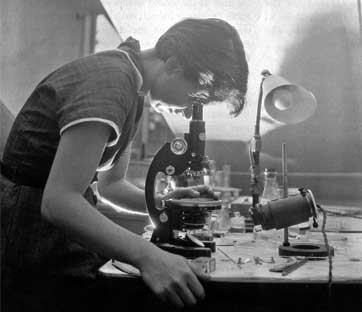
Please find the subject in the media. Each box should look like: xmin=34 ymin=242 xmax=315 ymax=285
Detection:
xmin=279 ymin=243 xmax=333 ymax=257
xmin=249 ymin=70 xmax=271 ymax=209
xmin=282 ymin=143 xmax=290 ymax=247
xmin=278 ymin=143 xmax=333 ymax=257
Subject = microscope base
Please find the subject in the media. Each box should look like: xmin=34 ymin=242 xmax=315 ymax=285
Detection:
xmin=202 ymin=240 xmax=216 ymax=252
xmin=155 ymin=243 xmax=212 ymax=259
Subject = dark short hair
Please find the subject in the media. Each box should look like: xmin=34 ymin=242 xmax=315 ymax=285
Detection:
xmin=155 ymin=18 xmax=249 ymax=116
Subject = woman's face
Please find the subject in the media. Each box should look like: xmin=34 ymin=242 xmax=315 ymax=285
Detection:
xmin=148 ymin=66 xmax=197 ymax=117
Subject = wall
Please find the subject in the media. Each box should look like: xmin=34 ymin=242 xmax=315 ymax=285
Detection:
xmin=205 ymin=0 xmax=362 ymax=202
xmin=0 ymin=0 xmax=104 ymax=115
xmin=101 ymin=0 xmax=362 ymax=203
xmin=0 ymin=100 xmax=14 ymax=156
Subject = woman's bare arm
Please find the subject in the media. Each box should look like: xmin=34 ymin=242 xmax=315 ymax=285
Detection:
xmin=41 ymin=122 xmax=152 ymax=264
xmin=97 ymin=143 xmax=147 ymax=213
xmin=41 ymin=121 xmax=208 ymax=309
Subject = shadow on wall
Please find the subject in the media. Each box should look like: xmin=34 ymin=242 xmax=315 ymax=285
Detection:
xmin=208 ymin=8 xmax=362 ymax=173
xmin=0 ymin=99 xmax=15 ymax=157
xmin=205 ymin=8 xmax=362 ymax=201
xmin=262 ymin=9 xmax=362 ymax=173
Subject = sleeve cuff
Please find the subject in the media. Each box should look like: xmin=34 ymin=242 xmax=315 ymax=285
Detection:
xmin=59 ymin=118 xmax=121 ymax=147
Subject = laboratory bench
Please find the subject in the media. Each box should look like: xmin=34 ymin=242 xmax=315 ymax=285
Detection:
xmin=97 ymin=211 xmax=362 ymax=312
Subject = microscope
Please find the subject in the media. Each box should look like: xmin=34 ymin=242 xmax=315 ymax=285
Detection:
xmin=145 ymin=103 xmax=221 ymax=259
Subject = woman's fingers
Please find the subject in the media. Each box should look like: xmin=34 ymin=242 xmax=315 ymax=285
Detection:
xmin=173 ymin=262 xmax=207 ymax=306
xmin=165 ymin=288 xmax=185 ymax=309
xmin=140 ymin=251 xmax=208 ymax=309
xmin=163 ymin=184 xmax=220 ymax=200
xmin=186 ymin=275 xmax=206 ymax=302
xmin=152 ymin=271 xmax=204 ymax=308
xmin=164 ymin=188 xmax=199 ymax=199
xmin=189 ymin=261 xmax=212 ymax=282
xmin=190 ymin=185 xmax=219 ymax=199
xmin=172 ymin=280 xmax=198 ymax=307
xmin=191 ymin=185 xmax=211 ymax=194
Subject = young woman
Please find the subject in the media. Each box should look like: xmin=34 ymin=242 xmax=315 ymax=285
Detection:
xmin=1 ymin=18 xmax=248 ymax=311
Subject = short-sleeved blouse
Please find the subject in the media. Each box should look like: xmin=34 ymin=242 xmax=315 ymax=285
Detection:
xmin=2 ymin=37 xmax=144 ymax=185
xmin=0 ymin=38 xmax=144 ymax=293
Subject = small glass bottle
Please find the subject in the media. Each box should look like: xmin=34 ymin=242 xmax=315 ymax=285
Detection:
xmin=222 ymin=164 xmax=231 ymax=187
xmin=261 ymin=168 xmax=280 ymax=203
xmin=208 ymin=160 xmax=217 ymax=187
xmin=230 ymin=211 xmax=246 ymax=233
xmin=217 ymin=206 xmax=231 ymax=232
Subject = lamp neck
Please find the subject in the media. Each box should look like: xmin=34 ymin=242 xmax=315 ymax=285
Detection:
xmin=255 ymin=70 xmax=272 ymax=136
xmin=250 ymin=70 xmax=272 ymax=208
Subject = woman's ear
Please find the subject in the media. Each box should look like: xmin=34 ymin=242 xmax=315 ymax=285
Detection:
xmin=164 ymin=56 xmax=183 ymax=75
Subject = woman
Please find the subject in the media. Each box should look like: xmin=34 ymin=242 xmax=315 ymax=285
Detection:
xmin=1 ymin=18 xmax=249 ymax=311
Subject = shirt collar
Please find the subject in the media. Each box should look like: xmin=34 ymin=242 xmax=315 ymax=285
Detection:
xmin=116 ymin=37 xmax=144 ymax=92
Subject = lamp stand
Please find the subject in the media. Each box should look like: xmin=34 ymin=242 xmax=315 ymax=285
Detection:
xmin=250 ymin=72 xmax=333 ymax=258
xmin=249 ymin=70 xmax=271 ymax=208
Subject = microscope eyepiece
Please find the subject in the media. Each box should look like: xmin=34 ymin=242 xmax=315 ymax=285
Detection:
xmin=192 ymin=103 xmax=203 ymax=120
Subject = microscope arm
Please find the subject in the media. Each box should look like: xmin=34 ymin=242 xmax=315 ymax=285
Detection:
xmin=145 ymin=142 xmax=190 ymax=243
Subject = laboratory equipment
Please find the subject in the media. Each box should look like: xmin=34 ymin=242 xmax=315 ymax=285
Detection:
xmin=145 ymin=103 xmax=221 ymax=259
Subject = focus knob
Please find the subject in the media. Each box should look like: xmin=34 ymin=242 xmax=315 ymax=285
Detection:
xmin=170 ymin=138 xmax=188 ymax=155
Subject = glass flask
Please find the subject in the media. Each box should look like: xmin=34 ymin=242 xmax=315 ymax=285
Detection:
xmin=261 ymin=168 xmax=280 ymax=203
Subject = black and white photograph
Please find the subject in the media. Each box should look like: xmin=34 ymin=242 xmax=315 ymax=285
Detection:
xmin=1 ymin=0 xmax=361 ymax=311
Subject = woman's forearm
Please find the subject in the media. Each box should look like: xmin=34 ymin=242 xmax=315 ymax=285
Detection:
xmin=97 ymin=179 xmax=147 ymax=213
xmin=41 ymin=191 xmax=154 ymax=267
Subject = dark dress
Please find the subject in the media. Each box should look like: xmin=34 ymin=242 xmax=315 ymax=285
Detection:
xmin=1 ymin=38 xmax=144 ymax=312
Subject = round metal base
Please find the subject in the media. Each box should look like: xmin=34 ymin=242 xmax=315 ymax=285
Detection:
xmin=279 ymin=243 xmax=334 ymax=257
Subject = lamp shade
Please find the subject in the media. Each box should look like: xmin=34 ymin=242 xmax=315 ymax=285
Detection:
xmin=262 ymin=75 xmax=317 ymax=124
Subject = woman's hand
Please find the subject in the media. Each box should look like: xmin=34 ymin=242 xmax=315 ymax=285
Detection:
xmin=138 ymin=247 xmax=210 ymax=309
xmin=139 ymin=185 xmax=216 ymax=308
xmin=163 ymin=185 xmax=219 ymax=201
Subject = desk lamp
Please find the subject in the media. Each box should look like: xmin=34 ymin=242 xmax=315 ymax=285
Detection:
xmin=249 ymin=70 xmax=333 ymax=257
